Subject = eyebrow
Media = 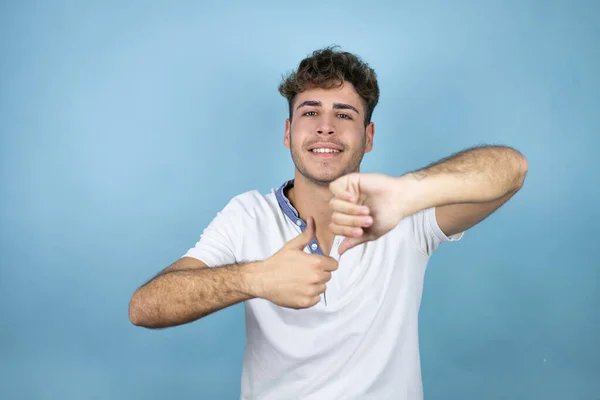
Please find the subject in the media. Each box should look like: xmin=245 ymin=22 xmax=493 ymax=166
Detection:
xmin=296 ymin=100 xmax=360 ymax=115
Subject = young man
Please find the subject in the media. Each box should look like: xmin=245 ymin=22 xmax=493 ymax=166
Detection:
xmin=129 ymin=47 xmax=528 ymax=399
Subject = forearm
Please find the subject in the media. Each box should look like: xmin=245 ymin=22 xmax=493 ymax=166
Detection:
xmin=129 ymin=262 xmax=261 ymax=329
xmin=398 ymin=145 xmax=528 ymax=213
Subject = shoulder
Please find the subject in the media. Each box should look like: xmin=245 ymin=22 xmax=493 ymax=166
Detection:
xmin=225 ymin=189 xmax=265 ymax=211
xmin=221 ymin=188 xmax=281 ymax=219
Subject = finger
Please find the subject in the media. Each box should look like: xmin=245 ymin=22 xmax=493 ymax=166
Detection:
xmin=324 ymin=259 xmax=339 ymax=272
xmin=314 ymin=284 xmax=327 ymax=295
xmin=288 ymin=216 xmax=316 ymax=249
xmin=338 ymin=236 xmax=366 ymax=255
xmin=319 ymin=271 xmax=332 ymax=283
xmin=329 ymin=222 xmax=364 ymax=238
xmin=329 ymin=198 xmax=370 ymax=215
xmin=329 ymin=173 xmax=360 ymax=202
xmin=312 ymin=255 xmax=338 ymax=272
xmin=307 ymin=296 xmax=321 ymax=308
xmin=331 ymin=212 xmax=373 ymax=228
xmin=320 ymin=259 xmax=338 ymax=274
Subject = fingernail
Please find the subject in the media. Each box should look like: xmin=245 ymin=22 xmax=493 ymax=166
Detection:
xmin=360 ymin=207 xmax=370 ymax=215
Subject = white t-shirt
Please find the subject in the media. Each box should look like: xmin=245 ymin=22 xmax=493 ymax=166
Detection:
xmin=184 ymin=180 xmax=463 ymax=400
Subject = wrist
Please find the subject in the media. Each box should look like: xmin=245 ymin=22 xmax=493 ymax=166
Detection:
xmin=240 ymin=260 xmax=267 ymax=299
xmin=392 ymin=174 xmax=432 ymax=217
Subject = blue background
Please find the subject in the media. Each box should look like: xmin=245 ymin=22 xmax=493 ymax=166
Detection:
xmin=1 ymin=1 xmax=598 ymax=399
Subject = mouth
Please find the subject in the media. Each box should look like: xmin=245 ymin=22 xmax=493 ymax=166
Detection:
xmin=308 ymin=147 xmax=343 ymax=159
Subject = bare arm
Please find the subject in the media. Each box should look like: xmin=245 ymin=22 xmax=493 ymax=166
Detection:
xmin=400 ymin=145 xmax=528 ymax=236
xmin=128 ymin=217 xmax=338 ymax=329
xmin=128 ymin=256 xmax=260 ymax=329
xmin=327 ymin=145 xmax=528 ymax=254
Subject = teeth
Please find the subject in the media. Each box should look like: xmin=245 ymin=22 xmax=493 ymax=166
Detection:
xmin=311 ymin=148 xmax=340 ymax=153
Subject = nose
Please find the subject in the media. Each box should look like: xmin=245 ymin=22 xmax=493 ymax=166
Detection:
xmin=316 ymin=116 xmax=335 ymax=135
xmin=317 ymin=128 xmax=335 ymax=135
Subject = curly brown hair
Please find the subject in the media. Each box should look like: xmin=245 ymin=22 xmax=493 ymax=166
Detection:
xmin=278 ymin=46 xmax=380 ymax=126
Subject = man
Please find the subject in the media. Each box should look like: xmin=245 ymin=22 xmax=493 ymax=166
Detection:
xmin=129 ymin=46 xmax=528 ymax=399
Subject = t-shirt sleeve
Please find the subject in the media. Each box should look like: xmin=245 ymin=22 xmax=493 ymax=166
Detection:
xmin=409 ymin=206 xmax=464 ymax=257
xmin=182 ymin=198 xmax=240 ymax=267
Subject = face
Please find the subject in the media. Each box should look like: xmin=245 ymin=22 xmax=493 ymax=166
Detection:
xmin=284 ymin=82 xmax=374 ymax=186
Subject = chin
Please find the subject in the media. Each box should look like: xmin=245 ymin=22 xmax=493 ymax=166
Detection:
xmin=293 ymin=155 xmax=359 ymax=186
xmin=304 ymin=170 xmax=345 ymax=186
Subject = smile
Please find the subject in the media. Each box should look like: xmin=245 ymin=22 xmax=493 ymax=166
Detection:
xmin=310 ymin=148 xmax=341 ymax=153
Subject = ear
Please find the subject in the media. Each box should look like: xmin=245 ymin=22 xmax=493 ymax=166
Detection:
xmin=365 ymin=122 xmax=375 ymax=153
xmin=284 ymin=119 xmax=291 ymax=149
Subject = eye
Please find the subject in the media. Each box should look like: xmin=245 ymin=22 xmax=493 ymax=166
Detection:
xmin=337 ymin=113 xmax=352 ymax=119
xmin=303 ymin=111 xmax=317 ymax=116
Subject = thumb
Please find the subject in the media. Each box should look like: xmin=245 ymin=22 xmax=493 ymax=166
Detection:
xmin=288 ymin=216 xmax=316 ymax=250
xmin=330 ymin=173 xmax=360 ymax=203
xmin=337 ymin=236 xmax=365 ymax=256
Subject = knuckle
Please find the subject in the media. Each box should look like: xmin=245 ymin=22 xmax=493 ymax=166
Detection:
xmin=311 ymin=271 xmax=321 ymax=283
xmin=331 ymin=212 xmax=344 ymax=224
xmin=302 ymin=297 xmax=314 ymax=308
xmin=310 ymin=262 xmax=320 ymax=274
xmin=314 ymin=257 xmax=326 ymax=268
xmin=346 ymin=217 xmax=358 ymax=227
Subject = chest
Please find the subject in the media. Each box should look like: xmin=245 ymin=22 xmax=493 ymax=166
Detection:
xmin=237 ymin=218 xmax=419 ymax=308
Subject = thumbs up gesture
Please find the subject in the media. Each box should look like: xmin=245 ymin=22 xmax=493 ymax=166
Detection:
xmin=254 ymin=217 xmax=339 ymax=309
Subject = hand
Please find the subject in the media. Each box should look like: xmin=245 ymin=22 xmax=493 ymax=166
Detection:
xmin=253 ymin=217 xmax=339 ymax=309
xmin=329 ymin=173 xmax=406 ymax=255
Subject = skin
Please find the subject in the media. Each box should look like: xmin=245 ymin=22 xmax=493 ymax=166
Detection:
xmin=284 ymin=83 xmax=375 ymax=254
xmin=128 ymin=79 xmax=528 ymax=328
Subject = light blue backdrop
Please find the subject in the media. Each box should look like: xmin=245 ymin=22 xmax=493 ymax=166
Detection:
xmin=1 ymin=1 xmax=598 ymax=399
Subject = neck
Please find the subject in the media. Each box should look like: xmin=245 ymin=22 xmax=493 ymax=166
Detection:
xmin=287 ymin=172 xmax=335 ymax=237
